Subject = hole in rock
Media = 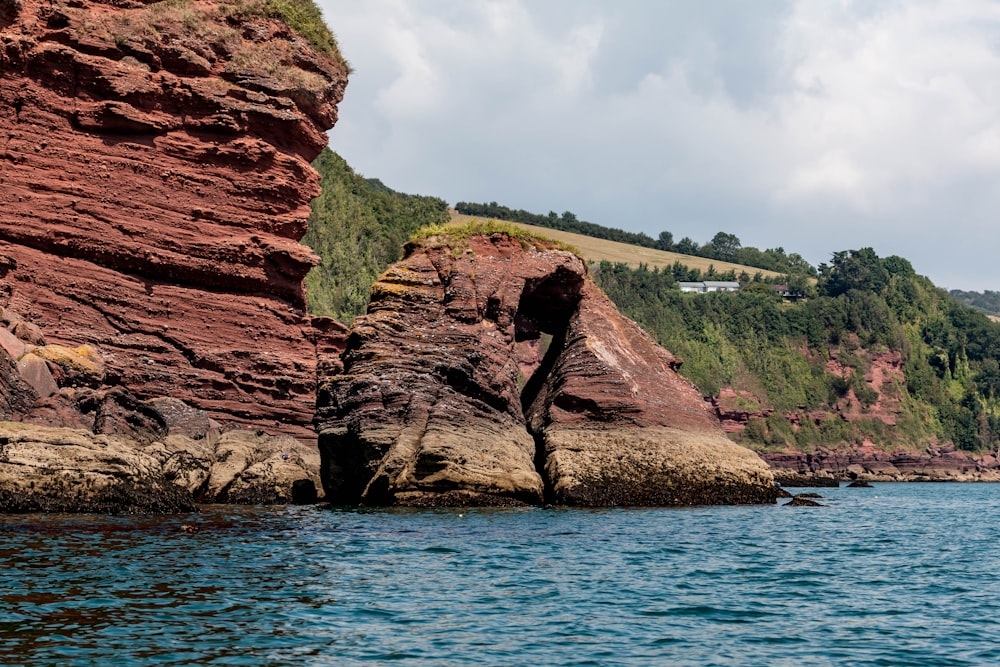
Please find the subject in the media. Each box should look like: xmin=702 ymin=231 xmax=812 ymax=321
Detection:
xmin=513 ymin=267 xmax=584 ymax=503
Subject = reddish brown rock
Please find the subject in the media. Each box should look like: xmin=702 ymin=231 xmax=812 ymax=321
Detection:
xmin=16 ymin=353 xmax=57 ymax=398
xmin=0 ymin=346 xmax=37 ymax=419
xmin=0 ymin=327 xmax=25 ymax=359
xmin=525 ymin=281 xmax=777 ymax=506
xmin=316 ymin=232 xmax=778 ymax=506
xmin=711 ymin=349 xmax=907 ymax=440
xmin=22 ymin=388 xmax=97 ymax=430
xmin=0 ymin=0 xmax=349 ymax=438
xmin=0 ymin=318 xmax=326 ymax=511
xmin=316 ymin=234 xmax=581 ymax=506
xmin=707 ymin=388 xmax=774 ymax=433
xmin=762 ymin=445 xmax=1000 ymax=484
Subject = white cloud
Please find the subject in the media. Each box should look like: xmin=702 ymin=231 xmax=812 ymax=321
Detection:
xmin=317 ymin=0 xmax=1000 ymax=290
xmin=773 ymin=0 xmax=1000 ymax=212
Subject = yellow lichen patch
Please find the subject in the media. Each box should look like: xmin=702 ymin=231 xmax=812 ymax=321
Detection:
xmin=382 ymin=267 xmax=433 ymax=287
xmin=369 ymin=280 xmax=436 ymax=302
xmin=33 ymin=344 xmax=106 ymax=380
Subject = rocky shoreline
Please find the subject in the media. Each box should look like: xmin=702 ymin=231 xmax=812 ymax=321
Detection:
xmin=8 ymin=0 xmax=988 ymax=516
xmin=0 ymin=307 xmax=323 ymax=513
xmin=761 ymin=444 xmax=1000 ymax=485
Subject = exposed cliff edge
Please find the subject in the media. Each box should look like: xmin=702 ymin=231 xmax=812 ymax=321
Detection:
xmin=316 ymin=230 xmax=778 ymax=507
xmin=0 ymin=0 xmax=348 ymax=439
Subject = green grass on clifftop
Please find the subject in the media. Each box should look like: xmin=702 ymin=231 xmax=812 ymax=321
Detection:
xmin=414 ymin=219 xmax=581 ymax=257
xmin=226 ymin=0 xmax=347 ymax=68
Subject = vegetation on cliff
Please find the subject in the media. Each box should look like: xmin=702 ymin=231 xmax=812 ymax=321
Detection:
xmin=305 ymin=154 xmax=1000 ymax=454
xmin=302 ymin=149 xmax=449 ymax=321
xmin=227 ymin=0 xmax=344 ymax=62
xmin=595 ymin=249 xmax=1000 ymax=453
xmin=412 ymin=220 xmax=580 ymax=257
xmin=89 ymin=0 xmax=349 ymax=78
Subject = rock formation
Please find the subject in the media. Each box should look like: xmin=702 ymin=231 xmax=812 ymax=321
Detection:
xmin=0 ymin=0 xmax=348 ymax=438
xmin=763 ymin=443 xmax=1000 ymax=485
xmin=316 ymin=230 xmax=778 ymax=506
xmin=0 ymin=310 xmax=323 ymax=512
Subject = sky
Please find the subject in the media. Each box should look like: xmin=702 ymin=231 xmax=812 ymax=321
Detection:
xmin=315 ymin=0 xmax=1000 ymax=291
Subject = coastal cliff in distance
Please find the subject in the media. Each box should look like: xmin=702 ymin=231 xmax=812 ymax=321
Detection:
xmin=316 ymin=226 xmax=778 ymax=507
xmin=0 ymin=0 xmax=348 ymax=438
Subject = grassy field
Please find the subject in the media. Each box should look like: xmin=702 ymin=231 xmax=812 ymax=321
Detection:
xmin=448 ymin=211 xmax=784 ymax=280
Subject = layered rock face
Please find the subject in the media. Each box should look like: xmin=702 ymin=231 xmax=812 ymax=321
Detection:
xmin=316 ymin=232 xmax=778 ymax=506
xmin=0 ymin=311 xmax=323 ymax=512
xmin=525 ymin=281 xmax=777 ymax=505
xmin=763 ymin=445 xmax=1000 ymax=485
xmin=0 ymin=0 xmax=348 ymax=438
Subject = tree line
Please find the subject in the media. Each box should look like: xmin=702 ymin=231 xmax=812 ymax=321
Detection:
xmin=454 ymin=201 xmax=817 ymax=277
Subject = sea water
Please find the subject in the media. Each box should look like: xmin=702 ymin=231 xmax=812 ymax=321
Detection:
xmin=2 ymin=483 xmax=1000 ymax=666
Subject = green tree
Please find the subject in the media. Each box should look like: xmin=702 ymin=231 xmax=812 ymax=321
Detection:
xmin=302 ymin=149 xmax=449 ymax=322
xmin=675 ymin=236 xmax=700 ymax=255
xmin=818 ymin=247 xmax=890 ymax=297
xmin=708 ymin=231 xmax=742 ymax=262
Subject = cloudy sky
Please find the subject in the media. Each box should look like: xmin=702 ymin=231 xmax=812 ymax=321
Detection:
xmin=315 ymin=0 xmax=1000 ymax=291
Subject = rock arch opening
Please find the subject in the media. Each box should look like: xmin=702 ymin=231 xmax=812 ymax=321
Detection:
xmin=515 ymin=265 xmax=584 ymax=417
xmin=512 ymin=267 xmax=585 ymax=504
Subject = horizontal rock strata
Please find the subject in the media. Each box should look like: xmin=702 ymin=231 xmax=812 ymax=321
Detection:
xmin=763 ymin=446 xmax=1000 ymax=485
xmin=0 ymin=0 xmax=348 ymax=437
xmin=316 ymin=232 xmax=778 ymax=506
xmin=0 ymin=299 xmax=322 ymax=513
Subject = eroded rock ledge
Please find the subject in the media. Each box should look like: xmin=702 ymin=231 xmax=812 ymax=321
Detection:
xmin=316 ymin=232 xmax=779 ymax=507
xmin=0 ymin=309 xmax=322 ymax=513
xmin=0 ymin=0 xmax=348 ymax=438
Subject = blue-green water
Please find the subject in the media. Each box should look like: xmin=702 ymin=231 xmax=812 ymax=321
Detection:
xmin=3 ymin=483 xmax=1000 ymax=666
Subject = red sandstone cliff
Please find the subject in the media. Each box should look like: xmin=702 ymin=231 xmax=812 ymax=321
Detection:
xmin=0 ymin=0 xmax=348 ymax=438
xmin=316 ymin=232 xmax=777 ymax=506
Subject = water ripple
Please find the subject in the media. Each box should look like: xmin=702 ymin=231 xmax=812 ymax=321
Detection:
xmin=3 ymin=485 xmax=1000 ymax=665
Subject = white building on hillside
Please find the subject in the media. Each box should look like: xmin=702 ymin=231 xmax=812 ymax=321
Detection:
xmin=678 ymin=281 xmax=740 ymax=293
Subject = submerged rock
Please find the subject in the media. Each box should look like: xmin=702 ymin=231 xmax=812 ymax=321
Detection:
xmin=785 ymin=496 xmax=824 ymax=507
xmin=316 ymin=232 xmax=778 ymax=507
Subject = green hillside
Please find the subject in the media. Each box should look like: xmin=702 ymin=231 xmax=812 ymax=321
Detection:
xmin=302 ymin=149 xmax=449 ymax=322
xmin=950 ymin=289 xmax=1000 ymax=318
xmin=596 ymin=250 xmax=1000 ymax=453
xmin=304 ymin=152 xmax=1000 ymax=454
